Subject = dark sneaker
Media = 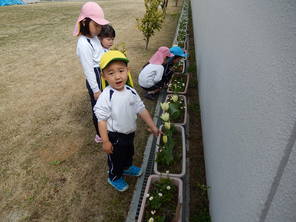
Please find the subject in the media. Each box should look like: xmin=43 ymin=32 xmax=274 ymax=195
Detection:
xmin=123 ymin=165 xmax=142 ymax=177
xmin=107 ymin=177 xmax=129 ymax=192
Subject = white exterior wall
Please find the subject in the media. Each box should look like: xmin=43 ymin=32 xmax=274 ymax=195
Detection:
xmin=191 ymin=0 xmax=296 ymax=221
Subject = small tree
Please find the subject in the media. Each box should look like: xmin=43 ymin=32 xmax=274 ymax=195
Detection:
xmin=137 ymin=0 xmax=164 ymax=49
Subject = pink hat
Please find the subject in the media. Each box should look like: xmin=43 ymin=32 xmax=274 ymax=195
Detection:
xmin=149 ymin=46 xmax=174 ymax=65
xmin=73 ymin=2 xmax=109 ymax=36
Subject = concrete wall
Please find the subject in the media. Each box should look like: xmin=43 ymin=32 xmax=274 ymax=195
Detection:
xmin=190 ymin=0 xmax=296 ymax=221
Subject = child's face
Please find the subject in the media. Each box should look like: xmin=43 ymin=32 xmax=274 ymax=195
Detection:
xmin=102 ymin=61 xmax=129 ymax=91
xmin=89 ymin=21 xmax=102 ymax=37
xmin=101 ymin=37 xmax=114 ymax=49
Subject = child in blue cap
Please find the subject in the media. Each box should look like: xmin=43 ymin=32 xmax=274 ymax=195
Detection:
xmin=162 ymin=45 xmax=188 ymax=83
xmin=169 ymin=45 xmax=188 ymax=58
xmin=138 ymin=46 xmax=188 ymax=100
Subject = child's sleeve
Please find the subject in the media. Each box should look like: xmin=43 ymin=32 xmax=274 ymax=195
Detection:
xmin=93 ymin=91 xmax=111 ymax=122
xmin=134 ymin=91 xmax=146 ymax=114
xmin=77 ymin=40 xmax=101 ymax=93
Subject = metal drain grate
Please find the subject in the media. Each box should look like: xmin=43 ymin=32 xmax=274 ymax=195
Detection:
xmin=125 ymin=91 xmax=165 ymax=222
xmin=135 ymin=135 xmax=158 ymax=220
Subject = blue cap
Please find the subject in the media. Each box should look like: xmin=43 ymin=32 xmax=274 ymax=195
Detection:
xmin=170 ymin=46 xmax=188 ymax=57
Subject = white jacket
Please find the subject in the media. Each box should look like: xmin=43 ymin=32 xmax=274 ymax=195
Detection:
xmin=138 ymin=64 xmax=164 ymax=88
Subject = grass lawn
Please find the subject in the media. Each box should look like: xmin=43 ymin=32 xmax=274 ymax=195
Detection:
xmin=0 ymin=0 xmax=183 ymax=221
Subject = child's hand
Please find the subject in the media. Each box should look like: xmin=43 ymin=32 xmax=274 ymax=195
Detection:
xmin=102 ymin=140 xmax=113 ymax=154
xmin=94 ymin=91 xmax=101 ymax=100
xmin=147 ymin=127 xmax=162 ymax=137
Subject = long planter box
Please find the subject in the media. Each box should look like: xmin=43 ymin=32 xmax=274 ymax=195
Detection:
xmin=167 ymin=73 xmax=189 ymax=95
xmin=154 ymin=124 xmax=186 ymax=178
xmin=137 ymin=175 xmax=183 ymax=222
xmin=163 ymin=94 xmax=187 ymax=126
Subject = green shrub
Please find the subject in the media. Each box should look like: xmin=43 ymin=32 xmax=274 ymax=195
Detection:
xmin=136 ymin=0 xmax=165 ymax=49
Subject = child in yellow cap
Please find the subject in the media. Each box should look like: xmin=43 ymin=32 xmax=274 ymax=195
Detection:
xmin=93 ymin=50 xmax=160 ymax=192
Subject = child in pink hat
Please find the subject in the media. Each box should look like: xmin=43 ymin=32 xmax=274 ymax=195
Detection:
xmin=74 ymin=2 xmax=109 ymax=143
xmin=138 ymin=46 xmax=174 ymax=100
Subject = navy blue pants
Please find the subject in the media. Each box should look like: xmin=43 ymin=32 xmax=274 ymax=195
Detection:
xmin=86 ymin=67 xmax=102 ymax=135
xmin=107 ymin=132 xmax=135 ymax=181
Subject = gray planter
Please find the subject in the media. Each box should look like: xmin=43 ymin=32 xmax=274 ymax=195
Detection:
xmin=167 ymin=73 xmax=189 ymax=95
xmin=137 ymin=175 xmax=183 ymax=222
xmin=163 ymin=94 xmax=188 ymax=126
xmin=154 ymin=124 xmax=186 ymax=178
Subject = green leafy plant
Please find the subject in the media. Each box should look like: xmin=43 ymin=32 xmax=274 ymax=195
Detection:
xmin=172 ymin=60 xmax=184 ymax=73
xmin=48 ymin=160 xmax=63 ymax=166
xmin=190 ymin=184 xmax=211 ymax=222
xmin=177 ymin=20 xmax=187 ymax=48
xmin=156 ymin=103 xmax=183 ymax=170
xmin=177 ymin=26 xmax=186 ymax=42
xmin=144 ymin=177 xmax=178 ymax=222
xmin=156 ymin=112 xmax=176 ymax=167
xmin=166 ymin=94 xmax=185 ymax=122
xmin=168 ymin=74 xmax=187 ymax=93
xmin=136 ymin=0 xmax=165 ymax=49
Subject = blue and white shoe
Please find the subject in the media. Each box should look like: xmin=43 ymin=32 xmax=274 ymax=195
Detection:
xmin=123 ymin=165 xmax=142 ymax=177
xmin=107 ymin=177 xmax=129 ymax=192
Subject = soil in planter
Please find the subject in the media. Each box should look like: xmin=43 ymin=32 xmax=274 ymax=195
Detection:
xmin=156 ymin=127 xmax=183 ymax=174
xmin=166 ymin=95 xmax=185 ymax=124
xmin=143 ymin=179 xmax=178 ymax=222
xmin=168 ymin=74 xmax=187 ymax=93
xmin=172 ymin=61 xmax=184 ymax=73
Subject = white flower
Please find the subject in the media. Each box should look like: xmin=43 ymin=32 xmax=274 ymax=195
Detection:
xmin=148 ymin=217 xmax=154 ymax=222
xmin=166 ymin=186 xmax=171 ymax=190
xmin=151 ymin=210 xmax=156 ymax=215
xmin=149 ymin=196 xmax=153 ymax=201
xmin=171 ymin=95 xmax=178 ymax=102
xmin=182 ymin=83 xmax=185 ymax=86
xmin=158 ymin=193 xmax=163 ymax=197
xmin=164 ymin=122 xmax=171 ymax=130
xmin=166 ymin=170 xmax=170 ymax=174
xmin=160 ymin=102 xmax=169 ymax=111
xmin=146 ymin=193 xmax=150 ymax=198
xmin=160 ymin=112 xmax=170 ymax=122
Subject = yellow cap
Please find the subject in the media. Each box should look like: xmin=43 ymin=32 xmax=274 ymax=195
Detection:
xmin=100 ymin=50 xmax=129 ymax=70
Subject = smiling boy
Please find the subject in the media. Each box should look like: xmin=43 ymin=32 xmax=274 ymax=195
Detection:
xmin=93 ymin=50 xmax=160 ymax=192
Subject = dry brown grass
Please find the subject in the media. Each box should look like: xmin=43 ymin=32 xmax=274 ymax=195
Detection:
xmin=0 ymin=0 xmax=183 ymax=221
